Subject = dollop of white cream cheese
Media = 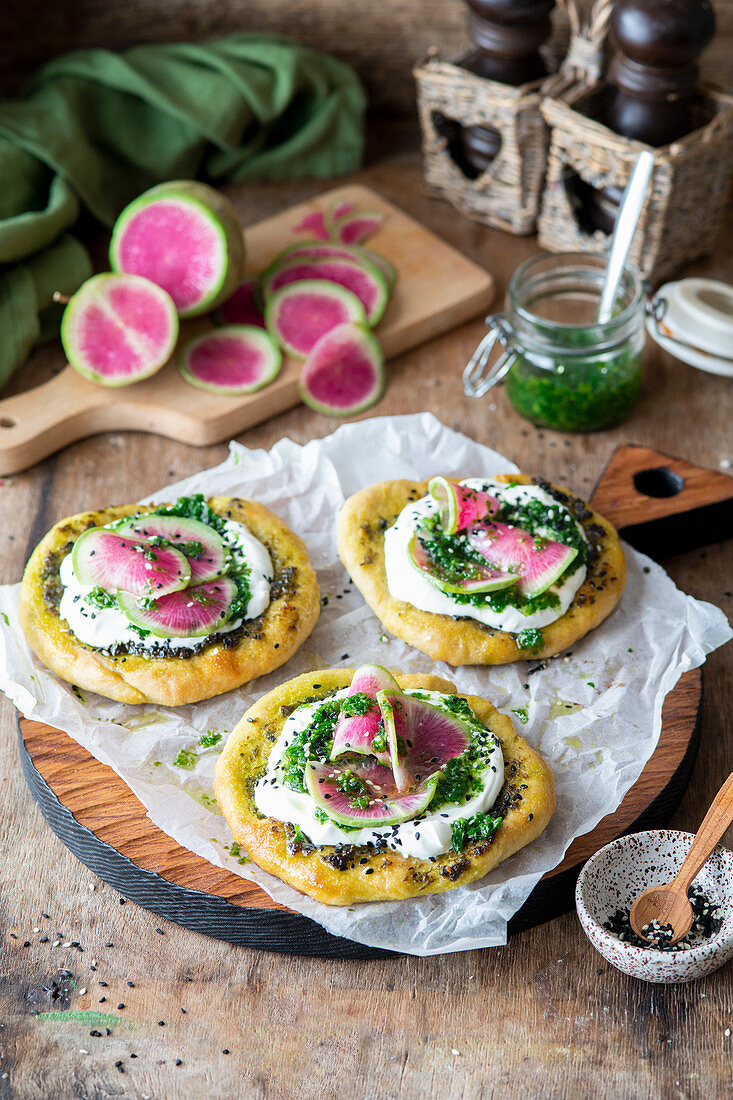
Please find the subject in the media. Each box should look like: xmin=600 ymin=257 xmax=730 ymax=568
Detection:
xmin=254 ymin=688 xmax=505 ymax=860
xmin=383 ymin=478 xmax=588 ymax=633
xmin=58 ymin=515 xmax=273 ymax=653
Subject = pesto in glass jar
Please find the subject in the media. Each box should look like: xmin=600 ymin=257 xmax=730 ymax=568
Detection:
xmin=464 ymin=253 xmax=646 ymax=432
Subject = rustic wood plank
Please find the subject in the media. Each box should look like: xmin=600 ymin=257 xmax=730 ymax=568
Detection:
xmin=1 ymin=149 xmax=732 ymax=1098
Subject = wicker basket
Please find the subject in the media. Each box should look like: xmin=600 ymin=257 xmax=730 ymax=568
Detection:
xmin=538 ymin=0 xmax=733 ymax=283
xmin=413 ymin=50 xmax=553 ymax=236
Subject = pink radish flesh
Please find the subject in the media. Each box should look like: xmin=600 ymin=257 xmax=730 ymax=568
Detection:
xmin=330 ymin=664 xmax=400 ymax=764
xmin=269 ymin=258 xmax=387 ymax=324
xmin=217 ymin=279 xmax=265 ymax=328
xmin=292 ymin=210 xmax=329 ymax=239
xmin=299 ymin=322 xmax=384 ymax=416
xmin=115 ymin=200 xmax=224 ymax=312
xmin=266 ymin=282 xmax=366 ymax=358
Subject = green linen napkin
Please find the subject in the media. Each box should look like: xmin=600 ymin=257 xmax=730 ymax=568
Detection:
xmin=0 ymin=35 xmax=366 ymax=389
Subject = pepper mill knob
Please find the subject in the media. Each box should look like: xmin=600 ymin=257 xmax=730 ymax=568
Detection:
xmin=605 ymin=0 xmax=716 ymax=145
xmin=459 ymin=0 xmax=556 ymax=173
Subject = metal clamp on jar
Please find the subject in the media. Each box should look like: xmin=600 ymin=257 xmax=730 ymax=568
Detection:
xmin=464 ymin=252 xmax=646 ymax=432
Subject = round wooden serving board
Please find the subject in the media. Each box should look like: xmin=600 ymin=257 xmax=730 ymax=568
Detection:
xmin=17 ymin=668 xmax=702 ymax=958
xmin=16 ymin=443 xmax=729 ymax=957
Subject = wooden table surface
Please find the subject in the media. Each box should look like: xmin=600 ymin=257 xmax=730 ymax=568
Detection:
xmin=1 ymin=146 xmax=732 ymax=1100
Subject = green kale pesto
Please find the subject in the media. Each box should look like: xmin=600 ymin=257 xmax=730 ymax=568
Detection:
xmin=515 ymin=627 xmax=543 ymax=653
xmin=450 ymin=811 xmax=503 ymax=852
xmin=279 ymin=689 xmax=501 ymax=825
xmin=84 ymin=494 xmax=257 ymax=641
xmin=504 ymin=337 xmax=642 ymax=432
xmin=415 ymin=488 xmax=588 ymax=617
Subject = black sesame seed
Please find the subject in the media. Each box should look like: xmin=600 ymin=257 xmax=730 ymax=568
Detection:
xmin=176 ymin=1059 xmax=183 ymax=1066
xmin=117 ymin=1003 xmax=125 ymax=1010
xmin=127 ymin=981 xmax=135 ymax=988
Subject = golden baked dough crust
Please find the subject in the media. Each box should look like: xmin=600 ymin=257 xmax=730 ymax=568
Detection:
xmin=19 ymin=496 xmax=320 ymax=706
xmin=336 ymin=474 xmax=626 ymax=665
xmin=214 ymin=668 xmax=555 ymax=906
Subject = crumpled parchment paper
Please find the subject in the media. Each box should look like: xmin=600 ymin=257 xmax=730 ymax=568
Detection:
xmin=0 ymin=413 xmax=730 ymax=955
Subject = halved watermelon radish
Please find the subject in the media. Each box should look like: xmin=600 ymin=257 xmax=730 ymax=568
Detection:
xmin=72 ymin=528 xmax=190 ymax=597
xmin=61 ymin=273 xmax=179 ymax=387
xmin=330 ymin=664 xmax=400 ymax=764
xmin=333 ymin=211 xmax=385 ymax=245
xmin=468 ymin=523 xmax=578 ymax=598
xmin=114 ymin=514 xmax=229 ymax=584
xmin=178 ymin=326 xmax=282 ymax=394
xmin=215 ymin=278 xmax=266 ymax=328
xmin=377 ymin=690 xmax=472 ymax=793
xmin=109 ymin=180 xmax=245 ymax=318
xmin=117 ymin=577 xmax=237 ymax=638
xmin=263 ymin=256 xmax=388 ymax=326
xmin=265 ymin=281 xmax=366 ymax=359
xmin=291 ymin=209 xmax=330 ymax=240
xmin=407 ymin=534 xmax=516 ymax=595
xmin=304 ymin=759 xmax=438 ymax=827
xmin=299 ymin=323 xmax=385 ymax=417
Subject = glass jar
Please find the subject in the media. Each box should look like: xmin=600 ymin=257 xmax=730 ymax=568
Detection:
xmin=464 ymin=252 xmax=646 ymax=431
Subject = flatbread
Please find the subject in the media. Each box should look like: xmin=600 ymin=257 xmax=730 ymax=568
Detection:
xmin=337 ymin=474 xmax=626 ymax=664
xmin=214 ymin=668 xmax=556 ymax=906
xmin=19 ymin=496 xmax=320 ymax=706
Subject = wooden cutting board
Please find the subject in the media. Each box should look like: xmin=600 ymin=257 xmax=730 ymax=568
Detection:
xmin=0 ymin=184 xmax=495 ymax=476
xmin=15 ymin=445 xmax=732 ymax=957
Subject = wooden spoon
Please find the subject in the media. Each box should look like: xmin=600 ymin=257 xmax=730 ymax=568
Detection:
xmin=630 ymin=772 xmax=733 ymax=945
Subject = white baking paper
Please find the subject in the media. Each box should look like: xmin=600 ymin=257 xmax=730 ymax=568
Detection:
xmin=0 ymin=413 xmax=730 ymax=956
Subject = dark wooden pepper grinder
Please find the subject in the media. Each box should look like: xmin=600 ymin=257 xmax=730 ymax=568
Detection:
xmin=459 ymin=0 xmax=556 ymax=173
xmin=574 ymin=0 xmax=716 ymax=233
xmin=602 ymin=0 xmax=716 ymax=147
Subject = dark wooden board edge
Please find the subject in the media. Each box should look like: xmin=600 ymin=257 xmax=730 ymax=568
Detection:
xmin=16 ymin=672 xmax=702 ymax=957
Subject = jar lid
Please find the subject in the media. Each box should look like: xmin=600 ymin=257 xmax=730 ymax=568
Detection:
xmin=647 ymin=278 xmax=733 ymax=378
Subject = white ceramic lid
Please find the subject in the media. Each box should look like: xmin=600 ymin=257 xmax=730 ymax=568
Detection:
xmin=647 ymin=277 xmax=733 ymax=377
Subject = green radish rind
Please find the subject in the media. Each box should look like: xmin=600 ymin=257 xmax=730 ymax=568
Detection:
xmin=178 ymin=326 xmax=282 ymax=395
xmin=304 ymin=760 xmax=438 ymax=828
xmin=407 ymin=534 xmax=517 ymax=595
xmin=117 ymin=577 xmax=238 ymax=638
xmin=332 ymin=210 xmax=385 ymax=246
xmin=265 ymin=281 xmax=367 ymax=360
xmin=109 ymin=180 xmax=245 ymax=319
xmin=298 ymin=322 xmax=385 ymax=418
xmin=261 ymin=254 xmax=389 ymax=327
xmin=261 ymin=240 xmax=396 ymax=293
xmin=114 ymin=514 xmax=229 ymax=584
xmin=72 ymin=528 xmax=191 ymax=598
xmin=61 ymin=273 xmax=179 ymax=388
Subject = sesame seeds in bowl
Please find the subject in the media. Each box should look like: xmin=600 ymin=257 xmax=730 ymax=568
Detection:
xmin=575 ymin=830 xmax=733 ymax=983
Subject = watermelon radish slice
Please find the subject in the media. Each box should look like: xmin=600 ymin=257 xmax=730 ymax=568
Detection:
xmin=304 ymin=758 xmax=438 ymax=828
xmin=263 ymin=256 xmax=388 ymax=326
xmin=333 ymin=211 xmax=385 ymax=246
xmin=325 ymin=200 xmax=355 ymax=232
xmin=407 ymin=534 xmax=517 ymax=595
xmin=428 ymin=476 xmax=500 ymax=534
xmin=330 ymin=664 xmax=400 ymax=765
xmin=299 ymin=322 xmax=385 ymax=417
xmin=266 ymin=240 xmax=397 ymax=294
xmin=266 ymin=282 xmax=366 ymax=359
xmin=377 ymin=690 xmax=472 ymax=793
xmin=215 ymin=278 xmax=266 ymax=329
xmin=468 ymin=522 xmax=578 ymax=597
xmin=114 ymin=514 xmax=229 ymax=584
xmin=117 ymin=577 xmax=237 ymax=638
xmin=109 ymin=180 xmax=245 ymax=318
xmin=178 ymin=326 xmax=282 ymax=394
xmin=72 ymin=528 xmax=190 ymax=597
xmin=61 ymin=273 xmax=178 ymax=387
xmin=291 ymin=210 xmax=330 ymax=240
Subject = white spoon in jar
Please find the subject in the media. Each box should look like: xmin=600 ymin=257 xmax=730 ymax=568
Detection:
xmin=597 ymin=150 xmax=655 ymax=324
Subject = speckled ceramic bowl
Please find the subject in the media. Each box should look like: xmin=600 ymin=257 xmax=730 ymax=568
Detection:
xmin=575 ymin=830 xmax=733 ymax=983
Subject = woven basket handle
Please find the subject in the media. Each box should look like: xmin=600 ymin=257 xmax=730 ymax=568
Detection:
xmin=556 ymin=0 xmax=613 ymax=82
